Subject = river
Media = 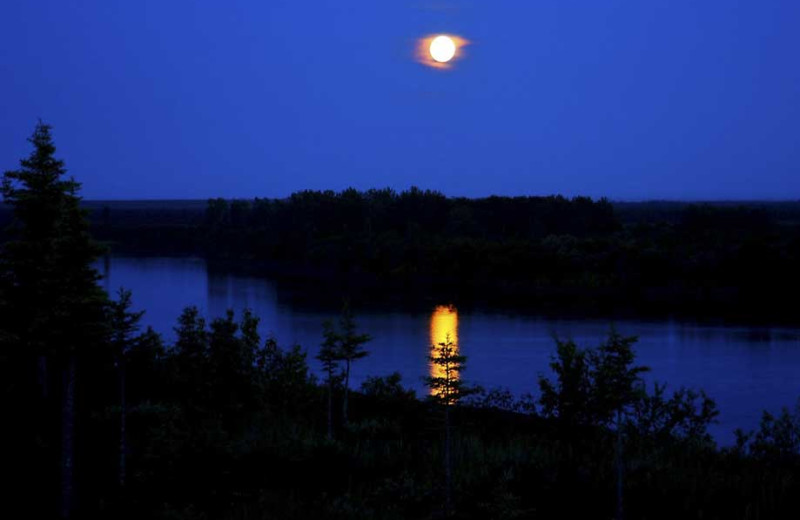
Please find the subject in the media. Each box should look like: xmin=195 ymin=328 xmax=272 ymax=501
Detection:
xmin=100 ymin=256 xmax=800 ymax=445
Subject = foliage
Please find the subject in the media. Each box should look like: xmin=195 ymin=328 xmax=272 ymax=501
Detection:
xmin=317 ymin=303 xmax=371 ymax=425
xmin=258 ymin=336 xmax=317 ymax=416
xmin=0 ymin=121 xmax=109 ymax=364
xmin=734 ymin=401 xmax=800 ymax=461
xmin=360 ymin=372 xmax=416 ymax=402
xmin=69 ymin=192 xmax=800 ymax=322
xmin=464 ymin=387 xmax=537 ymax=415
xmin=0 ymin=122 xmax=110 ymax=519
xmin=538 ymin=330 xmax=649 ymax=428
xmin=425 ymin=333 xmax=474 ymax=407
xmin=538 ymin=338 xmax=592 ymax=427
xmin=109 ymin=287 xmax=145 ymax=356
xmin=317 ymin=319 xmax=341 ymax=386
xmin=628 ymin=382 xmax=719 ymax=446
xmin=336 ymin=303 xmax=371 ymax=368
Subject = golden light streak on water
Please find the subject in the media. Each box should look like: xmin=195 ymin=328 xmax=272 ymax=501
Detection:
xmin=429 ymin=304 xmax=459 ymax=396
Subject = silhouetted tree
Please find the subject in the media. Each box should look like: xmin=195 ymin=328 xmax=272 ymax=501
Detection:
xmin=735 ymin=402 xmax=800 ymax=461
xmin=425 ymin=333 xmax=473 ymax=517
xmin=258 ymin=336 xmax=315 ymax=416
xmin=333 ymin=304 xmax=371 ymax=426
xmin=1 ymin=121 xmax=109 ymax=519
xmin=539 ymin=331 xmax=648 ymax=429
xmin=591 ymin=330 xmax=648 ymax=520
xmin=538 ymin=338 xmax=592 ymax=428
xmin=125 ymin=325 xmax=165 ymax=405
xmin=108 ymin=288 xmax=144 ymax=489
xmin=360 ymin=372 xmax=415 ymax=402
xmin=629 ymin=381 xmax=718 ymax=445
xmin=317 ymin=320 xmax=340 ymax=439
xmin=171 ymin=306 xmax=210 ymax=421
xmin=539 ymin=330 xmax=649 ymax=520
xmin=207 ymin=309 xmax=262 ymax=428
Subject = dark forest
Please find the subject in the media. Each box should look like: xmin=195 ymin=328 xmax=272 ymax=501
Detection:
xmin=29 ymin=188 xmax=798 ymax=322
xmin=3 ymin=124 xmax=800 ymax=519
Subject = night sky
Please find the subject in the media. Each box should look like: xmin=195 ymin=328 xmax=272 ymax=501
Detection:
xmin=1 ymin=1 xmax=798 ymax=200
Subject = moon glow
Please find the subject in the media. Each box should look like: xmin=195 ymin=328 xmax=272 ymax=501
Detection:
xmin=430 ymin=35 xmax=456 ymax=63
xmin=416 ymin=34 xmax=469 ymax=69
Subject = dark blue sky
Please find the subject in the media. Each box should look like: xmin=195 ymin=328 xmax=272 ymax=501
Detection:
xmin=1 ymin=1 xmax=798 ymax=200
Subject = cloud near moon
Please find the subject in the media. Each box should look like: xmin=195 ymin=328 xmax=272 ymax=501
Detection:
xmin=415 ymin=34 xmax=469 ymax=69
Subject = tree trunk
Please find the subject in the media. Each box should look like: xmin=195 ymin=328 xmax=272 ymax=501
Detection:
xmin=616 ymin=409 xmax=623 ymax=520
xmin=326 ymin=368 xmax=334 ymax=440
xmin=342 ymin=360 xmax=351 ymax=426
xmin=119 ymin=357 xmax=127 ymax=488
xmin=103 ymin=253 xmax=111 ymax=293
xmin=444 ymin=405 xmax=452 ymax=517
xmin=37 ymin=354 xmax=48 ymax=399
xmin=61 ymin=354 xmax=76 ymax=520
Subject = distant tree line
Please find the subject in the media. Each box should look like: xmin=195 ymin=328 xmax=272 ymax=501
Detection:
xmin=3 ymin=173 xmax=800 ymax=321
xmin=37 ymin=187 xmax=797 ymax=322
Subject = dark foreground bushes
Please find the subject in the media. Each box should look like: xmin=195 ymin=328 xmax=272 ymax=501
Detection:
xmin=66 ymin=307 xmax=800 ymax=519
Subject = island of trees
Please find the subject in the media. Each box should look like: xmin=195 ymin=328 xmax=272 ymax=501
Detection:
xmin=2 ymin=123 xmax=800 ymax=519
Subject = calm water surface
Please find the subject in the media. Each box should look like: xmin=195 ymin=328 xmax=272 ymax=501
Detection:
xmin=101 ymin=256 xmax=800 ymax=445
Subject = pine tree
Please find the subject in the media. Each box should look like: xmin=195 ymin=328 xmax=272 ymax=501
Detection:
xmin=207 ymin=309 xmax=260 ymax=426
xmin=108 ymin=288 xmax=145 ymax=489
xmin=335 ymin=303 xmax=370 ymax=426
xmin=1 ymin=121 xmax=109 ymax=519
xmin=316 ymin=319 xmax=340 ymax=439
xmin=425 ymin=334 xmax=470 ymax=407
xmin=172 ymin=306 xmax=210 ymax=416
xmin=424 ymin=333 xmax=473 ymax=517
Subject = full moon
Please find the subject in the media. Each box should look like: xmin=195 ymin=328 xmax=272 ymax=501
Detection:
xmin=429 ymin=35 xmax=456 ymax=63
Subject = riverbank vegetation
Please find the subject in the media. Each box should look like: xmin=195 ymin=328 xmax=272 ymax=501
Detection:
xmin=3 ymin=124 xmax=800 ymax=519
